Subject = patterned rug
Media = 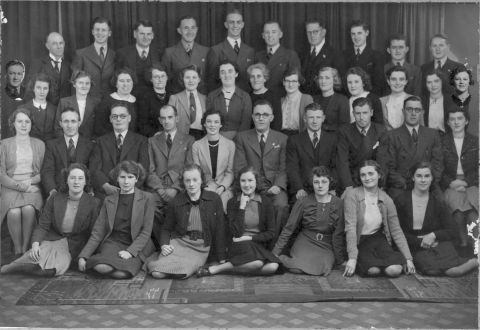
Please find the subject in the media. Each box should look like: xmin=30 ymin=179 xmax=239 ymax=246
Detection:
xmin=15 ymin=269 xmax=478 ymax=305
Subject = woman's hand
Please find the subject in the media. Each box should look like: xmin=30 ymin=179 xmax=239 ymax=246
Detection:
xmin=26 ymin=185 xmax=40 ymax=193
xmin=449 ymin=179 xmax=468 ymax=191
xmin=118 ymin=250 xmax=132 ymax=260
xmin=161 ymin=244 xmax=174 ymax=256
xmin=232 ymin=235 xmax=252 ymax=242
xmin=343 ymin=259 xmax=357 ymax=277
xmin=420 ymin=233 xmax=436 ymax=249
xmin=404 ymin=259 xmax=416 ymax=274
xmin=239 ymin=194 xmax=250 ymax=209
xmin=103 ymin=183 xmax=120 ymax=195
xmin=30 ymin=242 xmax=40 ymax=262
xmin=78 ymin=258 xmax=87 ymax=272
xmin=215 ymin=185 xmax=226 ymax=195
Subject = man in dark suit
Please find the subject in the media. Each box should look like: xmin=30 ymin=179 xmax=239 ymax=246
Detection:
xmin=28 ymin=32 xmax=72 ymax=105
xmin=207 ymin=9 xmax=255 ymax=93
xmin=421 ymin=33 xmax=463 ymax=96
xmin=254 ymin=21 xmax=301 ymax=96
xmin=343 ymin=20 xmax=385 ymax=96
xmin=286 ymin=102 xmax=337 ymax=201
xmin=89 ymin=102 xmax=149 ymax=200
xmin=380 ymin=95 xmax=443 ymax=199
xmin=162 ymin=16 xmax=209 ymax=95
xmin=384 ymin=34 xmax=422 ymax=96
xmin=115 ymin=20 xmax=161 ymax=91
xmin=234 ymin=100 xmax=288 ymax=221
xmin=42 ymin=108 xmax=95 ymax=197
xmin=301 ymin=19 xmax=345 ymax=96
xmin=336 ymin=97 xmax=388 ymax=194
xmin=71 ymin=17 xmax=115 ymax=99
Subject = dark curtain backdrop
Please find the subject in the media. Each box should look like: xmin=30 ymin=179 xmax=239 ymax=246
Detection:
xmin=2 ymin=1 xmax=447 ymax=74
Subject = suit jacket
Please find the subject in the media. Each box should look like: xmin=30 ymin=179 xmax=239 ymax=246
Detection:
xmin=115 ymin=45 xmax=162 ymax=89
xmin=21 ymin=100 xmax=57 ymax=142
xmin=344 ymin=46 xmax=385 ymax=96
xmin=395 ymin=191 xmax=456 ymax=252
xmin=55 ymin=95 xmax=100 ymax=139
xmin=382 ymin=125 xmax=443 ymax=190
xmin=255 ymin=45 xmax=301 ymax=95
xmin=301 ymin=44 xmax=345 ymax=95
xmin=336 ymin=122 xmax=388 ymax=189
xmin=421 ymin=94 xmax=456 ymax=132
xmin=206 ymin=87 xmax=252 ymax=133
xmin=286 ymin=130 xmax=337 ymax=194
xmin=136 ymin=88 xmax=170 ymax=137
xmin=41 ymin=135 xmax=95 ymax=194
xmin=384 ymin=61 xmax=422 ymax=97
xmin=71 ymin=44 xmax=116 ymax=98
xmin=162 ymin=41 xmax=209 ymax=94
xmin=146 ymin=131 xmax=194 ymax=191
xmin=192 ymin=135 xmax=235 ymax=189
xmin=79 ymin=189 xmax=154 ymax=259
xmin=207 ymin=39 xmax=255 ymax=92
xmin=28 ymin=55 xmax=72 ymax=105
xmin=279 ymin=93 xmax=314 ymax=132
xmin=94 ymin=95 xmax=138 ymax=137
xmin=234 ymin=129 xmax=287 ymax=190
xmin=168 ymin=90 xmax=207 ymax=135
xmin=32 ymin=192 xmax=101 ymax=260
xmin=89 ymin=131 xmax=149 ymax=193
xmin=421 ymin=58 xmax=463 ymax=96
xmin=312 ymin=93 xmax=350 ymax=132
xmin=440 ymin=132 xmax=478 ymax=189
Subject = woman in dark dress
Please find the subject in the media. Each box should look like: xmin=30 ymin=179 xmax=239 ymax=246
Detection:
xmin=147 ymin=164 xmax=227 ymax=279
xmin=343 ymin=160 xmax=415 ymax=277
xmin=197 ymin=166 xmax=280 ymax=277
xmin=395 ymin=161 xmax=478 ymax=276
xmin=312 ymin=67 xmax=350 ymax=132
xmin=273 ymin=166 xmax=345 ymax=275
xmin=450 ymin=66 xmax=473 ymax=115
xmin=1 ymin=163 xmax=100 ymax=276
xmin=78 ymin=160 xmax=154 ymax=279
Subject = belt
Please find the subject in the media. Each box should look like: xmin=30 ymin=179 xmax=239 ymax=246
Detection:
xmin=303 ymin=229 xmax=332 ymax=242
xmin=186 ymin=230 xmax=203 ymax=241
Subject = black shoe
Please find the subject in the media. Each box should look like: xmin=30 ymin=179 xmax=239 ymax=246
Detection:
xmin=196 ymin=266 xmax=212 ymax=278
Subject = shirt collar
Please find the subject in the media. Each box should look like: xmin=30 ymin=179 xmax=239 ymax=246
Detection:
xmin=94 ymin=42 xmax=107 ymax=54
xmin=222 ymin=86 xmax=236 ymax=94
xmin=32 ymin=99 xmax=47 ymax=109
xmin=405 ymin=124 xmax=420 ymax=134
xmin=165 ymin=129 xmax=177 ymax=140
xmin=256 ymin=129 xmax=269 ymax=140
xmin=356 ymin=44 xmax=367 ymax=54
xmin=356 ymin=124 xmax=371 ymax=134
xmin=64 ymin=134 xmax=79 ymax=146
xmin=307 ymin=129 xmax=321 ymax=140
xmin=136 ymin=44 xmax=150 ymax=57
xmin=391 ymin=59 xmax=405 ymax=66
xmin=181 ymin=40 xmax=194 ymax=52
xmin=268 ymin=44 xmax=280 ymax=54
xmin=49 ymin=54 xmax=63 ymax=62
xmin=114 ymin=129 xmax=128 ymax=139
xmin=311 ymin=39 xmax=325 ymax=55
xmin=227 ymin=36 xmax=241 ymax=49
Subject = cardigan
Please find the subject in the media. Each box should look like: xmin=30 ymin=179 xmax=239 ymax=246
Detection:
xmin=343 ymin=187 xmax=412 ymax=261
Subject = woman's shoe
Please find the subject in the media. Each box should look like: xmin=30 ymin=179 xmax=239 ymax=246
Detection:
xmin=196 ymin=266 xmax=212 ymax=278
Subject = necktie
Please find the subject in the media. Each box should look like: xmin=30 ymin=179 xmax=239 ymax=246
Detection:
xmin=52 ymin=59 xmax=60 ymax=73
xmin=166 ymin=133 xmax=172 ymax=152
xmin=310 ymin=47 xmax=316 ymax=58
xmin=361 ymin=128 xmax=367 ymax=136
xmin=355 ymin=48 xmax=361 ymax=61
xmin=100 ymin=46 xmax=105 ymax=62
xmin=266 ymin=48 xmax=273 ymax=60
xmin=436 ymin=60 xmax=442 ymax=69
xmin=141 ymin=50 xmax=147 ymax=60
xmin=186 ymin=47 xmax=192 ymax=57
xmin=189 ymin=92 xmax=196 ymax=124
xmin=313 ymin=132 xmax=319 ymax=148
xmin=259 ymin=134 xmax=266 ymax=155
xmin=67 ymin=138 xmax=76 ymax=164
xmin=234 ymin=40 xmax=240 ymax=54
xmin=412 ymin=128 xmax=418 ymax=143
xmin=116 ymin=133 xmax=123 ymax=150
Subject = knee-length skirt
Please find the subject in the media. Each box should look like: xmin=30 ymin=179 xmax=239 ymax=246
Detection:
xmin=413 ymin=241 xmax=467 ymax=274
xmin=444 ymin=186 xmax=479 ymax=213
xmin=228 ymin=240 xmax=280 ymax=266
xmin=0 ymin=185 xmax=43 ymax=222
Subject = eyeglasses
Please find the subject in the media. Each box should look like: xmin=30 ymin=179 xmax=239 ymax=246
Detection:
xmin=253 ymin=113 xmax=271 ymax=119
xmin=284 ymin=79 xmax=298 ymax=84
xmin=405 ymin=107 xmax=422 ymax=114
xmin=110 ymin=114 xmax=129 ymax=120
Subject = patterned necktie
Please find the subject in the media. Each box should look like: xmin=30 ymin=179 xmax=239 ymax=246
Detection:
xmin=141 ymin=50 xmax=147 ymax=60
xmin=436 ymin=60 xmax=442 ymax=69
xmin=310 ymin=47 xmax=316 ymax=58
xmin=189 ymin=92 xmax=196 ymax=124
xmin=266 ymin=48 xmax=273 ymax=60
xmin=99 ymin=46 xmax=105 ymax=62
xmin=355 ymin=48 xmax=361 ymax=61
xmin=361 ymin=128 xmax=367 ymax=136
xmin=67 ymin=138 xmax=76 ymax=164
xmin=52 ymin=59 xmax=60 ymax=73
xmin=259 ymin=134 xmax=266 ymax=155
xmin=116 ymin=133 xmax=123 ymax=150
xmin=186 ymin=47 xmax=192 ymax=57
xmin=166 ymin=133 xmax=173 ymax=152
xmin=412 ymin=128 xmax=418 ymax=143
xmin=234 ymin=40 xmax=240 ymax=54
xmin=313 ymin=132 xmax=319 ymax=148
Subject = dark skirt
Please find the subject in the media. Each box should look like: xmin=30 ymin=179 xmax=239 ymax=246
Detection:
xmin=413 ymin=241 xmax=467 ymax=274
xmin=85 ymin=239 xmax=142 ymax=277
xmin=228 ymin=240 xmax=280 ymax=266
xmin=357 ymin=231 xmax=405 ymax=276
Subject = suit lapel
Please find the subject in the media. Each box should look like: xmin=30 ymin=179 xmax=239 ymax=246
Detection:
xmin=415 ymin=126 xmax=428 ymax=159
xmin=105 ymin=195 xmax=118 ymax=231
xmin=55 ymin=137 xmax=69 ymax=168
xmin=107 ymin=133 xmax=118 ymax=165
xmin=199 ymin=138 xmax=213 ymax=175
xmin=85 ymin=45 xmax=103 ymax=69
xmin=179 ymin=91 xmax=190 ymax=120
xmin=248 ymin=131 xmax=262 ymax=157
xmin=120 ymin=131 xmax=134 ymax=160
xmin=83 ymin=96 xmax=95 ymax=122
xmin=300 ymin=132 xmax=315 ymax=161
xmin=171 ymin=133 xmax=185 ymax=156
xmin=53 ymin=193 xmax=68 ymax=232
xmin=400 ymin=126 xmax=417 ymax=158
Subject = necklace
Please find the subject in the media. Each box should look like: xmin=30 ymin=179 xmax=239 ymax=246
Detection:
xmin=208 ymin=140 xmax=219 ymax=148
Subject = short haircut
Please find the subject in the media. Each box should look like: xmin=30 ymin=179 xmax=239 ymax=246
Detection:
xmin=91 ymin=16 xmax=112 ymax=30
xmin=450 ymin=65 xmax=474 ymax=86
xmin=356 ymin=160 xmax=386 ymax=188
xmin=111 ymin=67 xmax=137 ymax=89
xmin=225 ymin=8 xmax=243 ymax=20
xmin=59 ymin=163 xmax=92 ymax=194
xmin=109 ymin=160 xmax=146 ymax=184
xmin=406 ymin=161 xmax=434 ymax=191
xmin=159 ymin=104 xmax=178 ymax=117
xmin=145 ymin=62 xmax=168 ymax=83
xmin=263 ymin=20 xmax=282 ymax=32
xmin=253 ymin=99 xmax=273 ymax=112
xmin=232 ymin=165 xmax=262 ymax=195
xmin=349 ymin=20 xmax=370 ymax=32
xmin=385 ymin=65 xmax=409 ymax=81
xmin=134 ymin=20 xmax=153 ymax=30
xmin=179 ymin=64 xmax=201 ymax=89
xmin=59 ymin=107 xmax=81 ymax=121
xmin=346 ymin=66 xmax=372 ymax=92
xmin=70 ymin=69 xmax=93 ymax=86
xmin=283 ymin=67 xmax=304 ymax=85
xmin=387 ymin=33 xmax=409 ymax=47
xmin=305 ymin=19 xmax=326 ymax=29
xmin=317 ymin=67 xmax=343 ymax=91
xmin=178 ymin=15 xmax=197 ymax=28
xmin=311 ymin=166 xmax=336 ymax=192
xmin=5 ymin=59 xmax=25 ymax=72
xmin=201 ymin=109 xmax=225 ymax=127
xmin=179 ymin=163 xmax=206 ymax=190
xmin=27 ymin=72 xmax=56 ymax=97
xmin=304 ymin=102 xmax=325 ymax=114
xmin=247 ymin=63 xmax=270 ymax=82
xmin=429 ymin=33 xmax=449 ymax=45
xmin=403 ymin=95 xmax=422 ymax=109
xmin=352 ymin=97 xmax=373 ymax=110
xmin=447 ymin=105 xmax=470 ymax=122
xmin=8 ymin=107 xmax=32 ymax=132
xmin=110 ymin=101 xmax=131 ymax=115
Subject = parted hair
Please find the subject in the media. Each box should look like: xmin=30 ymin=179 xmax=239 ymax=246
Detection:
xmin=109 ymin=160 xmax=146 ymax=184
xmin=58 ymin=163 xmax=92 ymax=193
xmin=232 ymin=166 xmax=262 ymax=195
xmin=356 ymin=160 xmax=386 ymax=188
xmin=8 ymin=107 xmax=32 ymax=132
xmin=178 ymin=163 xmax=207 ymax=190
xmin=346 ymin=66 xmax=372 ymax=92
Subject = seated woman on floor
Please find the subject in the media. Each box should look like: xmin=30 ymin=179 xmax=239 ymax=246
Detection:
xmin=1 ymin=163 xmax=100 ymax=277
xmin=395 ymin=161 xmax=478 ymax=276
xmin=343 ymin=160 xmax=415 ymax=278
xmin=272 ymin=166 xmax=345 ymax=276
xmin=78 ymin=160 xmax=155 ymax=279
xmin=147 ymin=164 xmax=227 ymax=279
xmin=197 ymin=166 xmax=280 ymax=277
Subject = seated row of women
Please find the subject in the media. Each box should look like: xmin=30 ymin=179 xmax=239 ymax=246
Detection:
xmin=2 ymin=160 xmax=477 ymax=280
